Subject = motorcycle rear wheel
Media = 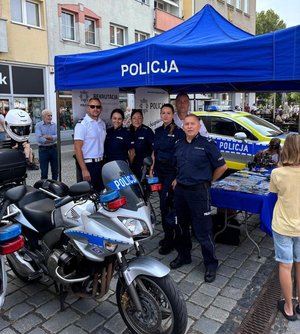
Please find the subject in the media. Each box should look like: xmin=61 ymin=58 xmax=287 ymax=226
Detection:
xmin=116 ymin=274 xmax=187 ymax=334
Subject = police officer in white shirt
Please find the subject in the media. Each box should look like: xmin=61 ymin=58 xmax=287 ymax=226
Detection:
xmin=174 ymin=92 xmax=209 ymax=137
xmin=74 ymin=97 xmax=106 ymax=191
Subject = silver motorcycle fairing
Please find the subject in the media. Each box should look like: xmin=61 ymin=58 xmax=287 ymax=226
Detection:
xmin=8 ymin=204 xmax=38 ymax=232
xmin=122 ymin=256 xmax=170 ymax=286
xmin=0 ymin=256 xmax=7 ymax=308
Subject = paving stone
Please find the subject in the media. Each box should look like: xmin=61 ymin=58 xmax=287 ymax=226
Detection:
xmin=30 ymin=329 xmax=48 ymax=334
xmin=0 ymin=328 xmax=17 ymax=334
xmin=94 ymin=300 xmax=117 ymax=319
xmin=5 ymin=282 xmax=20 ymax=295
xmin=2 ymin=290 xmax=28 ymax=311
xmin=235 ymin=268 xmax=256 ymax=281
xmin=209 ymin=273 xmax=229 ymax=289
xmin=192 ymin=316 xmax=222 ymax=334
xmin=35 ymin=299 xmax=61 ymax=319
xmin=42 ymin=309 xmax=80 ymax=333
xmin=217 ymin=265 xmax=236 ymax=278
xmin=185 ymin=269 xmax=205 ymax=285
xmin=221 ymin=286 xmax=245 ymax=300
xmin=76 ymin=312 xmax=105 ymax=332
xmin=205 ymin=305 xmax=230 ymax=323
xmin=178 ymin=280 xmax=199 ymax=296
xmin=212 ymin=295 xmax=237 ymax=312
xmin=190 ymin=291 xmax=214 ymax=308
xmin=12 ymin=313 xmax=43 ymax=333
xmin=228 ymin=251 xmax=249 ymax=262
xmin=169 ymin=269 xmax=186 ymax=283
xmin=21 ymin=282 xmax=46 ymax=296
xmin=5 ymin=302 xmax=34 ymax=321
xmin=71 ymin=298 xmax=99 ymax=314
xmin=0 ymin=318 xmax=10 ymax=331
xmin=59 ymin=324 xmax=88 ymax=334
xmin=104 ymin=313 xmax=127 ymax=333
xmin=186 ymin=301 xmax=204 ymax=319
xmin=27 ymin=290 xmax=54 ymax=307
xmin=223 ymin=257 xmax=245 ymax=269
xmin=199 ymin=284 xmax=221 ymax=298
xmin=228 ymin=276 xmax=250 ymax=290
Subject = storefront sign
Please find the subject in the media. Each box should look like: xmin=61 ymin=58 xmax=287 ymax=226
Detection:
xmin=12 ymin=66 xmax=44 ymax=95
xmin=0 ymin=64 xmax=10 ymax=94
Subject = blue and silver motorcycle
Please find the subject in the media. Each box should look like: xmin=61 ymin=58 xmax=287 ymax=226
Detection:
xmin=2 ymin=160 xmax=188 ymax=334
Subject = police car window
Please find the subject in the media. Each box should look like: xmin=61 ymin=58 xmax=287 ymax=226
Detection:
xmin=200 ymin=116 xmax=211 ymax=132
xmin=238 ymin=115 xmax=283 ymax=137
xmin=211 ymin=117 xmax=236 ymax=136
xmin=234 ymin=122 xmax=258 ymax=140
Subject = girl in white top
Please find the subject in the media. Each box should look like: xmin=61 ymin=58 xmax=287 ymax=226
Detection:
xmin=269 ymin=134 xmax=300 ymax=321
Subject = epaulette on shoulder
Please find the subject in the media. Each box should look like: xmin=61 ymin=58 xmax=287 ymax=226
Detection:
xmin=76 ymin=118 xmax=83 ymax=124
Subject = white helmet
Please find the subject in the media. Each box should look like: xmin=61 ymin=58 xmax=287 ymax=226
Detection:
xmin=4 ymin=109 xmax=32 ymax=142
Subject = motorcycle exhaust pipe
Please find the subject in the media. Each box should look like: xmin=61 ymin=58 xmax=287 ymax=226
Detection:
xmin=54 ymin=267 xmax=90 ymax=285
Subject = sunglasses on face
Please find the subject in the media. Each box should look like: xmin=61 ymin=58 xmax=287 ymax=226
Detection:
xmin=89 ymin=105 xmax=101 ymax=109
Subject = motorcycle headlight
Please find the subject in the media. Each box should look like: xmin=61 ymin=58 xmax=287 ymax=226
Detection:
xmin=118 ymin=217 xmax=150 ymax=238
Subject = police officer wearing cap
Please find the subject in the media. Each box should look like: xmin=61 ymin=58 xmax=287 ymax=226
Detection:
xmin=150 ymin=103 xmax=185 ymax=255
xmin=74 ymin=97 xmax=106 ymax=192
xmin=104 ymin=109 xmax=134 ymax=163
xmin=171 ymin=114 xmax=227 ymax=283
xmin=129 ymin=109 xmax=154 ymax=180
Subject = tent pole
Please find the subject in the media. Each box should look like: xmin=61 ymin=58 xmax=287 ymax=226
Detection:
xmin=273 ymin=93 xmax=276 ymax=122
xmin=55 ymin=91 xmax=62 ymax=182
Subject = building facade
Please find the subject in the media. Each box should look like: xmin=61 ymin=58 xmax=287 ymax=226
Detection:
xmin=0 ymin=0 xmax=49 ymax=132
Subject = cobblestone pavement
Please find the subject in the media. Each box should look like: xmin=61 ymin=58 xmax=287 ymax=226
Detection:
xmin=1 ymin=145 xmax=299 ymax=334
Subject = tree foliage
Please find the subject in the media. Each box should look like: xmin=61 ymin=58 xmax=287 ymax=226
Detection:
xmin=256 ymin=9 xmax=286 ymax=35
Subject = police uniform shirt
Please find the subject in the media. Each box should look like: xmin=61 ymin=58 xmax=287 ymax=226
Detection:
xmin=74 ymin=114 xmax=106 ymax=159
xmin=132 ymin=125 xmax=154 ymax=163
xmin=104 ymin=126 xmax=133 ymax=161
xmin=153 ymin=122 xmax=185 ymax=163
xmin=175 ymin=134 xmax=226 ymax=186
xmin=174 ymin=112 xmax=209 ymax=138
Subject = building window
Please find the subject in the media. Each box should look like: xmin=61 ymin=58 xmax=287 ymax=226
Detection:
xmin=110 ymin=24 xmax=125 ymax=46
xmin=62 ymin=11 xmax=75 ymax=41
xmin=226 ymin=0 xmax=233 ymax=5
xmin=236 ymin=0 xmax=241 ymax=10
xmin=11 ymin=0 xmax=41 ymax=27
xmin=138 ymin=0 xmax=149 ymax=4
xmin=244 ymin=0 xmax=249 ymax=14
xmin=154 ymin=1 xmax=166 ymax=11
xmin=85 ymin=18 xmax=95 ymax=45
xmin=135 ymin=31 xmax=148 ymax=42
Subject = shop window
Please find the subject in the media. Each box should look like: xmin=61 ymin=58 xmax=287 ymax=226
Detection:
xmin=11 ymin=0 xmax=41 ymax=27
xmin=62 ymin=11 xmax=76 ymax=41
xmin=135 ymin=31 xmax=148 ymax=42
xmin=85 ymin=18 xmax=96 ymax=45
xmin=110 ymin=24 xmax=125 ymax=46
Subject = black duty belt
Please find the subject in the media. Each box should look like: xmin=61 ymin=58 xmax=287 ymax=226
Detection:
xmin=39 ymin=144 xmax=57 ymax=149
xmin=177 ymin=182 xmax=210 ymax=191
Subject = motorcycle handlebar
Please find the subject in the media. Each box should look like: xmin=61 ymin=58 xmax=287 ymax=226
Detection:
xmin=54 ymin=195 xmax=73 ymax=208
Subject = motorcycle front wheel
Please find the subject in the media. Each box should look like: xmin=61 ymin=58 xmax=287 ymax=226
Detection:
xmin=116 ymin=274 xmax=187 ymax=334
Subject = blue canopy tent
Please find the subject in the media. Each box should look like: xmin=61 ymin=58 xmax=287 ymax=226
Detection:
xmin=54 ymin=4 xmax=300 ymax=93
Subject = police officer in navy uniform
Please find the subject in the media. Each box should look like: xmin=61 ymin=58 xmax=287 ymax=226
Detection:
xmin=129 ymin=109 xmax=154 ymax=180
xmin=74 ymin=97 xmax=106 ymax=192
xmin=104 ymin=109 xmax=134 ymax=163
xmin=150 ymin=103 xmax=185 ymax=255
xmin=171 ymin=114 xmax=227 ymax=283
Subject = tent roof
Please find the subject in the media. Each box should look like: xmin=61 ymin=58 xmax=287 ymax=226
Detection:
xmin=55 ymin=4 xmax=300 ymax=93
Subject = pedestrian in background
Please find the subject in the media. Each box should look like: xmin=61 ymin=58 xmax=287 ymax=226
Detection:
xmin=129 ymin=109 xmax=154 ymax=180
xmin=171 ymin=114 xmax=227 ymax=283
xmin=104 ymin=108 xmax=134 ymax=163
xmin=270 ymin=134 xmax=300 ymax=321
xmin=74 ymin=98 xmax=106 ymax=191
xmin=35 ymin=109 xmax=58 ymax=179
xmin=150 ymin=103 xmax=185 ymax=255
xmin=174 ymin=92 xmax=209 ymax=137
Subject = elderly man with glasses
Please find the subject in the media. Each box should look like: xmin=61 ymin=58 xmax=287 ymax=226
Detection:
xmin=74 ymin=97 xmax=106 ymax=191
xmin=35 ymin=109 xmax=58 ymax=180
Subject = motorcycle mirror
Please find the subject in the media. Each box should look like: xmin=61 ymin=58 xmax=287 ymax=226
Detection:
xmin=143 ymin=156 xmax=153 ymax=167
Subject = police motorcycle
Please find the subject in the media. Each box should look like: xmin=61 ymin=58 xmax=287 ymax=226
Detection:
xmin=2 ymin=157 xmax=188 ymax=334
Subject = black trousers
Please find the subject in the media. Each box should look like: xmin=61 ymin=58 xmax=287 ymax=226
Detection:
xmin=174 ymin=183 xmax=218 ymax=271
xmin=76 ymin=160 xmax=104 ymax=192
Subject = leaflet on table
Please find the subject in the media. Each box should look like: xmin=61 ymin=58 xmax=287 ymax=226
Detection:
xmin=212 ymin=172 xmax=270 ymax=195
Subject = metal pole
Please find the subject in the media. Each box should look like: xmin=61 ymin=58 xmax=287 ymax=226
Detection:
xmin=55 ymin=91 xmax=62 ymax=181
xmin=273 ymin=93 xmax=276 ymax=122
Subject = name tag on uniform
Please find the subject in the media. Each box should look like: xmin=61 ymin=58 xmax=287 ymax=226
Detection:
xmin=116 ymin=136 xmax=124 ymax=140
xmin=194 ymin=146 xmax=204 ymax=150
xmin=168 ymin=134 xmax=175 ymax=137
xmin=138 ymin=137 xmax=145 ymax=140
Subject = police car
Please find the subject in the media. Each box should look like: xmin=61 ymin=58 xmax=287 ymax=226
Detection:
xmin=192 ymin=111 xmax=291 ymax=170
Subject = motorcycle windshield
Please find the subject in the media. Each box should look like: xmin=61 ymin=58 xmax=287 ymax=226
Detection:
xmin=102 ymin=160 xmax=145 ymax=211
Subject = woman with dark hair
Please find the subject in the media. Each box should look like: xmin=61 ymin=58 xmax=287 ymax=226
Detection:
xmin=129 ymin=109 xmax=154 ymax=179
xmin=270 ymin=134 xmax=300 ymax=321
xmin=150 ymin=103 xmax=185 ymax=255
xmin=104 ymin=109 xmax=134 ymax=163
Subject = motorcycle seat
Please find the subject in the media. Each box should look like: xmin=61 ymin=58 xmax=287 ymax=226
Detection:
xmin=22 ymin=198 xmax=55 ymax=234
xmin=17 ymin=185 xmax=49 ymax=208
